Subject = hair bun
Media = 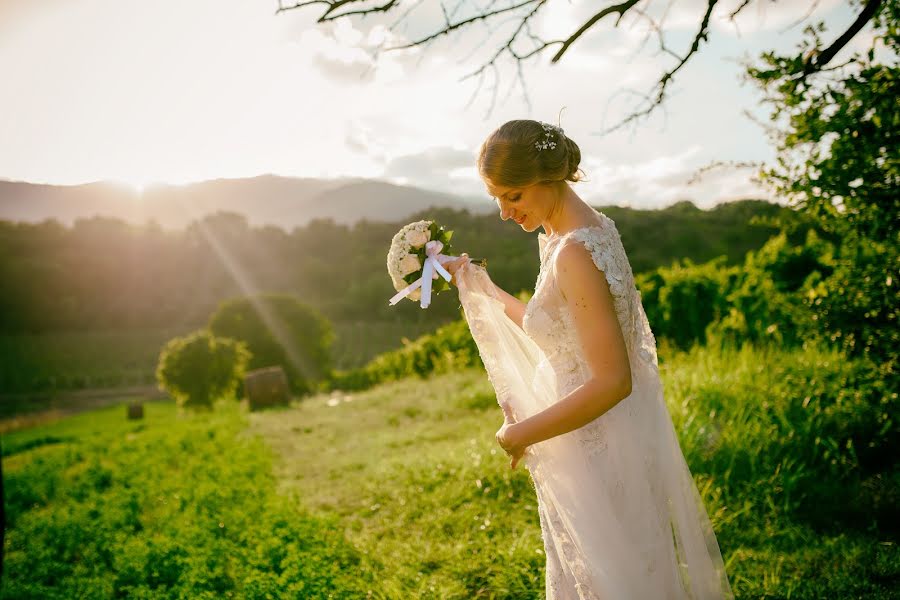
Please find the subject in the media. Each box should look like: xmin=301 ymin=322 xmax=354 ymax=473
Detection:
xmin=563 ymin=136 xmax=583 ymax=183
xmin=477 ymin=119 xmax=587 ymax=188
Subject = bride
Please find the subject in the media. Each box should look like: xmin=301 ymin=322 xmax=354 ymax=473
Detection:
xmin=444 ymin=119 xmax=734 ymax=599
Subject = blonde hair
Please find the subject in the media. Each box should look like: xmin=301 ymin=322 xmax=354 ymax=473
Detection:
xmin=477 ymin=119 xmax=585 ymax=190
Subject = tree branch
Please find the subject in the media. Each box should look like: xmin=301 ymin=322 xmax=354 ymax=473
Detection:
xmin=275 ymin=0 xmax=886 ymax=134
xmin=802 ymin=0 xmax=883 ymax=77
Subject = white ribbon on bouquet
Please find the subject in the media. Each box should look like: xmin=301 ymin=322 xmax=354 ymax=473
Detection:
xmin=388 ymin=239 xmax=457 ymax=309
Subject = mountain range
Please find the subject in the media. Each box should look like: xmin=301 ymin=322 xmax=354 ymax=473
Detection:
xmin=0 ymin=175 xmax=498 ymax=230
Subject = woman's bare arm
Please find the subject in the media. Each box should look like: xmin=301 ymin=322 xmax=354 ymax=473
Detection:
xmin=490 ymin=280 xmax=527 ymax=331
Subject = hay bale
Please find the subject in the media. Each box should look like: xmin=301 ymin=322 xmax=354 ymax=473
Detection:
xmin=127 ymin=402 xmax=144 ymax=420
xmin=245 ymin=366 xmax=291 ymax=411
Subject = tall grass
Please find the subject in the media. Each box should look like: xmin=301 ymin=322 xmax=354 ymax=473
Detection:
xmin=3 ymin=342 xmax=897 ymax=598
xmin=250 ymin=342 xmax=898 ymax=598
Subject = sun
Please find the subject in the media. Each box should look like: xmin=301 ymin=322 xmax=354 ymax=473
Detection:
xmin=109 ymin=176 xmax=162 ymax=196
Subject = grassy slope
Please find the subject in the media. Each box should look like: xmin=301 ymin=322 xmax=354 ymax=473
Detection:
xmin=248 ymin=344 xmax=899 ymax=599
xmin=3 ymin=343 xmax=898 ymax=598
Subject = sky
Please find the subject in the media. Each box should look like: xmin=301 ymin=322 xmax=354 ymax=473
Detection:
xmin=0 ymin=0 xmax=886 ymax=209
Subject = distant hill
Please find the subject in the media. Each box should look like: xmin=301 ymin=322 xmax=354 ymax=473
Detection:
xmin=0 ymin=175 xmax=496 ymax=229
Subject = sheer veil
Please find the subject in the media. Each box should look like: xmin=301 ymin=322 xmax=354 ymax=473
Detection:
xmin=455 ymin=260 xmax=734 ymax=599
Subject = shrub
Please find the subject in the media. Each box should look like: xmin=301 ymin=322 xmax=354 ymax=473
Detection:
xmin=635 ymin=256 xmax=735 ymax=350
xmin=324 ymin=317 xmax=482 ymax=391
xmin=209 ymin=293 xmax=334 ymax=396
xmin=707 ymin=231 xmax=828 ymax=350
xmin=155 ymin=330 xmax=250 ymax=410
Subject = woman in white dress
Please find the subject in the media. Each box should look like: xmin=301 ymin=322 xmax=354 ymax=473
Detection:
xmin=445 ymin=119 xmax=734 ymax=599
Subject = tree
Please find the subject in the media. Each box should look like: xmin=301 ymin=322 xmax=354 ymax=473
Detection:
xmin=277 ymin=0 xmax=886 ymax=132
xmin=743 ymin=0 xmax=898 ymax=369
xmin=208 ymin=293 xmax=336 ymax=395
xmin=156 ymin=330 xmax=251 ymax=411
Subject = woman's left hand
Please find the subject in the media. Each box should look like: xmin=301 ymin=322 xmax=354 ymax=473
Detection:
xmin=496 ymin=420 xmax=528 ymax=470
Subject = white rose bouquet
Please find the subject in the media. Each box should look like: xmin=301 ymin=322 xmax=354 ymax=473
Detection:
xmin=386 ymin=219 xmax=485 ymax=308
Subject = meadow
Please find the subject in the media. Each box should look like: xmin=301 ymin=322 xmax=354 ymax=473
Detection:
xmin=3 ymin=342 xmax=897 ymax=598
xmin=0 ymin=320 xmax=445 ymax=405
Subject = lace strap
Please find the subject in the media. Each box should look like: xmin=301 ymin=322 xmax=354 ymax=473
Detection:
xmin=554 ymin=225 xmax=631 ymax=304
xmin=559 ymin=225 xmax=662 ymax=371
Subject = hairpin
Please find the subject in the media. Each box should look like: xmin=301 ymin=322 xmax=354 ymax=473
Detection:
xmin=535 ymin=121 xmax=563 ymax=151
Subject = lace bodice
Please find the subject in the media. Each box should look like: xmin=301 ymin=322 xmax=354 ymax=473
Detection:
xmin=522 ymin=212 xmax=659 ymax=400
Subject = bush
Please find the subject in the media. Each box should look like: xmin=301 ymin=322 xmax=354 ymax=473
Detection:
xmin=636 ymin=256 xmax=736 ymax=350
xmin=325 ymin=317 xmax=482 ymax=392
xmin=155 ymin=330 xmax=250 ymax=410
xmin=707 ymin=230 xmax=828 ymax=350
xmin=208 ymin=293 xmax=334 ymax=396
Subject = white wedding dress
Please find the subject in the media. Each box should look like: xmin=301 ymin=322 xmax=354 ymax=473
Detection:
xmin=455 ymin=209 xmax=734 ymax=599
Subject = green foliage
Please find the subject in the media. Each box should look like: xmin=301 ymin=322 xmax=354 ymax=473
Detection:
xmin=664 ymin=344 xmax=898 ymax=533
xmin=0 ymin=201 xmax=794 ymax=395
xmin=325 ymin=317 xmax=481 ymax=391
xmin=0 ymin=200 xmax=792 ymax=336
xmin=706 ymin=230 xmax=831 ymax=349
xmin=208 ymin=293 xmax=334 ymax=396
xmin=1 ymin=401 xmax=369 ymax=598
xmin=155 ymin=330 xmax=250 ymax=411
xmin=635 ymin=256 xmax=735 ymax=350
xmin=745 ymin=0 xmax=899 ymax=374
xmin=0 ymin=328 xmax=180 ymax=397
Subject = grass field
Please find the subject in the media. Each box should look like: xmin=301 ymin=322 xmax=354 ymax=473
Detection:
xmin=0 ymin=320 xmax=443 ymax=401
xmin=2 ymin=343 xmax=898 ymax=598
xmin=0 ymin=329 xmax=185 ymax=398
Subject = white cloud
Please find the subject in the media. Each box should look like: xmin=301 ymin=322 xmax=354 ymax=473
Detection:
xmin=0 ymin=0 xmax=854 ymax=211
xmin=580 ymin=148 xmax=775 ymax=209
xmin=662 ymin=0 xmax=845 ymax=36
xmin=382 ymin=146 xmax=478 ymax=192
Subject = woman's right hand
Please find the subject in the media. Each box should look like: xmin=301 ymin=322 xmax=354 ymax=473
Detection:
xmin=445 ymin=253 xmax=471 ymax=288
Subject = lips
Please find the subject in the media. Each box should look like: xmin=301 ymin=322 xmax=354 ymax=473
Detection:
xmin=515 ymin=215 xmax=526 ymax=224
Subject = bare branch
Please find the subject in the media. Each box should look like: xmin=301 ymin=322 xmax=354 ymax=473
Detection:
xmin=277 ymin=0 xmax=399 ymax=22
xmin=800 ymin=0 xmax=883 ymax=77
xmin=275 ymin=0 xmax=886 ymax=133
xmin=777 ymin=0 xmax=821 ymax=34
xmin=593 ymin=0 xmax=721 ymax=136
xmin=384 ymin=0 xmax=544 ymax=51
xmin=686 ymin=159 xmax=765 ymax=186
xmin=728 ymin=0 xmax=753 ymax=21
xmin=550 ymin=0 xmax=642 ymax=63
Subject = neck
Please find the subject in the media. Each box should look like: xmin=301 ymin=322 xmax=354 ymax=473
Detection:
xmin=542 ymin=185 xmax=584 ymax=236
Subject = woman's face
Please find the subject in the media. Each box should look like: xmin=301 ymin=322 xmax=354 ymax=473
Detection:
xmin=485 ymin=180 xmax=555 ymax=232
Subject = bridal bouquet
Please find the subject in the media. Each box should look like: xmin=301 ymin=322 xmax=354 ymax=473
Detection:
xmin=387 ymin=219 xmax=485 ymax=309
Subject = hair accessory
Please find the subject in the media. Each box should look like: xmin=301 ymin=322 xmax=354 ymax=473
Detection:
xmin=535 ymin=121 xmax=563 ymax=151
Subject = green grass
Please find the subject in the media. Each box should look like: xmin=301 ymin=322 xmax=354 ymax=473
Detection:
xmin=1 ymin=399 xmax=370 ymax=599
xmin=3 ymin=343 xmax=898 ymax=598
xmin=248 ymin=343 xmax=899 ymax=599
